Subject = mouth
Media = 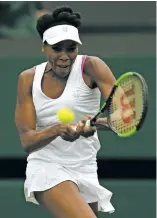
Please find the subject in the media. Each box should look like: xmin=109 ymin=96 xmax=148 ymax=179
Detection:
xmin=58 ymin=65 xmax=69 ymax=69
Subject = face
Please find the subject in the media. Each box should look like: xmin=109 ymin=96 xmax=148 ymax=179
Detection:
xmin=43 ymin=40 xmax=78 ymax=78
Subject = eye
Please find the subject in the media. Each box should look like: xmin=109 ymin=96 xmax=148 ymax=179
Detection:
xmin=52 ymin=46 xmax=62 ymax=52
xmin=67 ymin=47 xmax=76 ymax=52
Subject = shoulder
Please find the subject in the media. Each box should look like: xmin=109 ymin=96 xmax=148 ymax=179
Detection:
xmin=84 ymin=55 xmax=110 ymax=76
xmin=17 ymin=67 xmax=36 ymax=95
xmin=84 ymin=55 xmax=104 ymax=65
xmin=84 ymin=55 xmax=111 ymax=67
xmin=83 ymin=56 xmax=98 ymax=76
xmin=18 ymin=67 xmax=35 ymax=85
xmin=19 ymin=66 xmax=36 ymax=79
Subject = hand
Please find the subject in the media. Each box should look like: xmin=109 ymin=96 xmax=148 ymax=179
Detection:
xmin=76 ymin=116 xmax=97 ymax=138
xmin=59 ymin=124 xmax=82 ymax=142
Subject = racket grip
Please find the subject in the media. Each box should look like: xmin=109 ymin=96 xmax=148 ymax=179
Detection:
xmin=85 ymin=120 xmax=91 ymax=127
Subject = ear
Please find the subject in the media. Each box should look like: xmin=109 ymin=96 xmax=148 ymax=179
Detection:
xmin=41 ymin=45 xmax=44 ymax=52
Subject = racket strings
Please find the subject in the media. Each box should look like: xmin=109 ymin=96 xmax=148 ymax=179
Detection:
xmin=109 ymin=75 xmax=144 ymax=134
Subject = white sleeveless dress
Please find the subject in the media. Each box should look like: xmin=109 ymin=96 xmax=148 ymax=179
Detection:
xmin=24 ymin=55 xmax=115 ymax=213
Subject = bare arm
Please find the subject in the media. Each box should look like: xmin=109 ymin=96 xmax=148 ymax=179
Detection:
xmin=15 ymin=69 xmax=77 ymax=153
xmin=84 ymin=56 xmax=116 ymax=130
xmin=84 ymin=56 xmax=116 ymax=99
xmin=84 ymin=56 xmax=133 ymax=124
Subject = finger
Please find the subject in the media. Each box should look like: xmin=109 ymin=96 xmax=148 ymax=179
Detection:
xmin=61 ymin=133 xmax=79 ymax=142
xmin=82 ymin=130 xmax=95 ymax=138
xmin=67 ymin=124 xmax=77 ymax=133
xmin=77 ymin=121 xmax=85 ymax=129
xmin=83 ymin=126 xmax=96 ymax=132
xmin=79 ymin=119 xmax=86 ymax=125
xmin=69 ymin=125 xmax=82 ymax=138
xmin=84 ymin=115 xmax=92 ymax=120
xmin=75 ymin=122 xmax=85 ymax=133
xmin=81 ymin=126 xmax=96 ymax=138
xmin=80 ymin=116 xmax=92 ymax=124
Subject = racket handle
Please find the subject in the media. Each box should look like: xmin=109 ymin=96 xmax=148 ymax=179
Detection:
xmin=85 ymin=120 xmax=91 ymax=127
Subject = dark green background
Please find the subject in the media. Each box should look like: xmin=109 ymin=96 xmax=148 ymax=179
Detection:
xmin=0 ymin=1 xmax=155 ymax=218
xmin=0 ymin=55 xmax=155 ymax=217
xmin=0 ymin=56 xmax=155 ymax=158
xmin=0 ymin=180 xmax=155 ymax=218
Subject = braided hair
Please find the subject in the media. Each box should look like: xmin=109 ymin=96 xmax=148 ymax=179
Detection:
xmin=36 ymin=5 xmax=82 ymax=40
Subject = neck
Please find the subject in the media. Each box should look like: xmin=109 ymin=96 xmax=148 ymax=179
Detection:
xmin=45 ymin=61 xmax=69 ymax=82
xmin=45 ymin=62 xmax=52 ymax=73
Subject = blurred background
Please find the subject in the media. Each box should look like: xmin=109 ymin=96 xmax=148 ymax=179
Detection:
xmin=0 ymin=1 xmax=156 ymax=218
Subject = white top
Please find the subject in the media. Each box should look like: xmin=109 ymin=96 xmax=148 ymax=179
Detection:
xmin=27 ymin=55 xmax=101 ymax=167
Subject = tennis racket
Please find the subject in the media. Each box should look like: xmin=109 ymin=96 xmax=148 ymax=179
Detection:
xmin=86 ymin=72 xmax=148 ymax=137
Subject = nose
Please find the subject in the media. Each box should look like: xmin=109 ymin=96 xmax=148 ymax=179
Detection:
xmin=59 ymin=52 xmax=69 ymax=62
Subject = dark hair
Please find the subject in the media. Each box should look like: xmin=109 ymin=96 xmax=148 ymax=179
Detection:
xmin=36 ymin=5 xmax=82 ymax=39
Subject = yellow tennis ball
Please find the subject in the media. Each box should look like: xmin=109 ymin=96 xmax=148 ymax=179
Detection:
xmin=57 ymin=107 xmax=75 ymax=124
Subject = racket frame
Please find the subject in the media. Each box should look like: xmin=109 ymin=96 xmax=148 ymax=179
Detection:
xmin=90 ymin=72 xmax=148 ymax=137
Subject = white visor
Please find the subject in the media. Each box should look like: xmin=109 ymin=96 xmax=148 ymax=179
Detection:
xmin=43 ymin=25 xmax=82 ymax=45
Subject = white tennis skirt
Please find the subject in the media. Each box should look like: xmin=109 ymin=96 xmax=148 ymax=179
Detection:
xmin=24 ymin=160 xmax=115 ymax=213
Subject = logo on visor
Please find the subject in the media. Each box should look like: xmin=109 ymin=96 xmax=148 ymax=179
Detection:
xmin=63 ymin=27 xmax=68 ymax=32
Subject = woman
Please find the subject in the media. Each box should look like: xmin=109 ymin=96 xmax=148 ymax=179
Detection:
xmin=15 ymin=5 xmax=115 ymax=218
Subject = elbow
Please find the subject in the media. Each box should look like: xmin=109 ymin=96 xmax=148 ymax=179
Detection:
xmin=22 ymin=144 xmax=30 ymax=153
xmin=21 ymin=141 xmax=30 ymax=153
xmin=18 ymin=130 xmax=38 ymax=153
xmin=21 ymin=139 xmax=34 ymax=153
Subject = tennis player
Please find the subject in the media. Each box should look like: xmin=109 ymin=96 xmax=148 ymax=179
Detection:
xmin=15 ymin=5 xmax=116 ymax=218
